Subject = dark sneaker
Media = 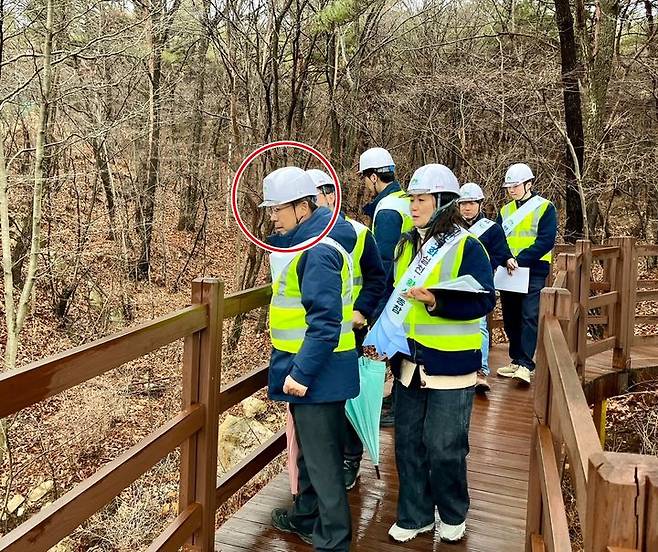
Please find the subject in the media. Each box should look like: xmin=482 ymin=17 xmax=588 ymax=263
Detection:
xmin=343 ymin=458 xmax=361 ymax=490
xmin=271 ymin=508 xmax=313 ymax=545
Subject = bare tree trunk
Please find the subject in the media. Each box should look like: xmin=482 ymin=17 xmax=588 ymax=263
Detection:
xmin=0 ymin=0 xmax=54 ymax=466
xmin=178 ymin=34 xmax=209 ymax=231
xmin=137 ymin=7 xmax=162 ymax=279
xmin=554 ymin=0 xmax=586 ymax=242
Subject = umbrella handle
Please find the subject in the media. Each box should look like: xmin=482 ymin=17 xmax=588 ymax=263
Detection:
xmin=375 ymin=465 xmax=381 ymax=479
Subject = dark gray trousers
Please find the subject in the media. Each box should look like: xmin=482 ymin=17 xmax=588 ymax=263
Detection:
xmin=289 ymin=402 xmax=352 ymax=551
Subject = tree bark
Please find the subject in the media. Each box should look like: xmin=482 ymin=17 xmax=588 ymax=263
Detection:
xmin=177 ymin=34 xmax=209 ymax=232
xmin=554 ymin=0 xmax=586 ymax=241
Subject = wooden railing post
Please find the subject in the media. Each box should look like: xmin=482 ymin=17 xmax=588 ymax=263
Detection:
xmin=575 ymin=240 xmax=591 ymax=380
xmin=611 ymin=238 xmax=636 ymax=370
xmin=526 ymin=287 xmax=570 ymax=551
xmin=584 ymin=453 xmax=658 ymax=552
xmin=179 ymin=278 xmax=223 ymax=551
xmin=564 ymin=252 xmax=580 ymax=358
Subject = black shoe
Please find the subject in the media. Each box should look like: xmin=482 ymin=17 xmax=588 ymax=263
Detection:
xmin=343 ymin=458 xmax=361 ymax=490
xmin=380 ymin=407 xmax=395 ymax=427
xmin=271 ymin=508 xmax=313 ymax=545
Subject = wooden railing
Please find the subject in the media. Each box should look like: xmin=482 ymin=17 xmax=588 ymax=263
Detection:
xmin=526 ymin=284 xmax=658 ymax=551
xmin=0 ymin=278 xmax=280 ymax=552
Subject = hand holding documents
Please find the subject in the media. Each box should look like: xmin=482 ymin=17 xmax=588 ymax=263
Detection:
xmin=494 ymin=266 xmax=530 ymax=293
xmin=425 ymin=275 xmax=488 ymax=294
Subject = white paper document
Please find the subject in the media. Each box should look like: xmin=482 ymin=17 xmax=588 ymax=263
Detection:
xmin=426 ymin=275 xmax=488 ymax=294
xmin=494 ymin=266 xmax=530 ymax=293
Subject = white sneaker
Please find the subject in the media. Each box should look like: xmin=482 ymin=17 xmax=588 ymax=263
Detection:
xmin=513 ymin=365 xmax=532 ymax=384
xmin=496 ymin=363 xmax=520 ymax=378
xmin=439 ymin=520 xmax=466 ymax=542
xmin=388 ymin=522 xmax=434 ymax=542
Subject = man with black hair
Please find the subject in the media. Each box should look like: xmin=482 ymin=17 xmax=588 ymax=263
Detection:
xmin=359 ymin=148 xmax=414 ymax=427
xmin=496 ymin=163 xmax=557 ymax=386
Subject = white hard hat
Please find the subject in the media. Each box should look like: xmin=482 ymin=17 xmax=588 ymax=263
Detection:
xmin=306 ymin=169 xmax=334 ymax=189
xmin=407 ymin=164 xmax=460 ymax=195
xmin=457 ymin=182 xmax=485 ymax=202
xmin=503 ymin=163 xmax=534 ymax=187
xmin=359 ymin=147 xmax=395 ymax=174
xmin=259 ymin=166 xmax=317 ymax=207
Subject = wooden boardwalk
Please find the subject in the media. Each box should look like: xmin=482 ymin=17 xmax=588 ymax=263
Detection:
xmin=214 ymin=341 xmax=658 ymax=552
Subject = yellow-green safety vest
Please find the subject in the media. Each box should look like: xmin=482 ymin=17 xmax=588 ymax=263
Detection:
xmin=500 ymin=198 xmax=553 ymax=262
xmin=393 ymin=234 xmax=482 ymax=352
xmin=270 ymin=241 xmax=355 ymax=353
xmin=372 ymin=191 xmax=414 ymax=235
xmin=345 ymin=217 xmax=369 ymax=301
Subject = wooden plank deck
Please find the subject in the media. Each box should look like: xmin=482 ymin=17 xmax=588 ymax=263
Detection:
xmin=214 ymin=341 xmax=658 ymax=551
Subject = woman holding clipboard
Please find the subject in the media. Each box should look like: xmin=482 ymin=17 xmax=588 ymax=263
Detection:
xmin=384 ymin=164 xmax=495 ymax=544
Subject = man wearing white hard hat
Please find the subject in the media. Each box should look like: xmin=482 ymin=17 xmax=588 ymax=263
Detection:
xmin=380 ymin=164 xmax=495 ymax=544
xmin=261 ymin=166 xmax=358 ymax=551
xmin=359 ymin=147 xmax=413 ymax=426
xmin=495 ymin=163 xmax=557 ymax=385
xmin=307 ymin=168 xmax=386 ymax=490
xmin=457 ymin=182 xmax=513 ymax=393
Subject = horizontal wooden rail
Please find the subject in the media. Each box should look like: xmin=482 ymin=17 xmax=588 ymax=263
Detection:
xmin=543 ymin=316 xmax=602 ymax=525
xmin=588 ymin=315 xmax=609 ymax=326
xmin=635 ymin=315 xmax=658 ymax=325
xmin=638 ymin=279 xmax=658 ymax=290
xmin=219 ymin=364 xmax=269 ymax=415
xmin=146 ymin=503 xmax=203 ymax=552
xmin=216 ymin=429 xmax=286 ymax=506
xmin=589 ymin=282 xmax=611 ymax=293
xmin=590 ymin=246 xmax=621 ymax=261
xmin=536 ymin=425 xmax=571 ymax=552
xmin=588 ymin=291 xmax=618 ymax=310
xmin=223 ymin=285 xmax=272 ymax=319
xmin=0 ymin=305 xmax=207 ymax=418
xmin=636 ymin=244 xmax=658 ymax=257
xmin=0 ymin=405 xmax=204 ymax=552
xmin=636 ymin=289 xmax=658 ymax=302
xmin=586 ymin=337 xmax=616 ymax=358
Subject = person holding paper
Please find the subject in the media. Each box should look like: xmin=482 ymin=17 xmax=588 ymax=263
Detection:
xmin=261 ymin=167 xmax=359 ymax=551
xmin=496 ymin=163 xmax=557 ymax=385
xmin=307 ymin=168 xmax=386 ymax=491
xmin=457 ymin=182 xmax=514 ymax=393
xmin=359 ymin=147 xmax=413 ymax=427
xmin=385 ymin=164 xmax=495 ymax=544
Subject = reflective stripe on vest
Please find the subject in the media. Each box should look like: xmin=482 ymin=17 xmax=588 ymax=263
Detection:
xmin=500 ymin=197 xmax=552 ymax=262
xmin=270 ymin=240 xmax=355 ymax=353
xmin=372 ymin=191 xmax=414 ymax=234
xmin=394 ymin=234 xmax=482 ymax=351
xmin=346 ymin=217 xmax=369 ymax=301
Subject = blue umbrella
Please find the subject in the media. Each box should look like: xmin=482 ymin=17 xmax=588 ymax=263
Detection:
xmin=345 ymin=356 xmax=387 ymax=478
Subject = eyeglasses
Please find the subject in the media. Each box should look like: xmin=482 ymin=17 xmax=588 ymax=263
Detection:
xmin=268 ymin=204 xmax=293 ymax=216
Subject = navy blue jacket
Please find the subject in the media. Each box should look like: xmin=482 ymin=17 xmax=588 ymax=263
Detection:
xmin=267 ymin=207 xmax=359 ymax=404
xmin=465 ymin=214 xmax=513 ymax=272
xmin=390 ymin=231 xmax=496 ymax=377
xmin=496 ymin=193 xmax=557 ymax=279
xmin=363 ymin=181 xmax=405 ymax=284
xmin=345 ymin=216 xmax=386 ymax=320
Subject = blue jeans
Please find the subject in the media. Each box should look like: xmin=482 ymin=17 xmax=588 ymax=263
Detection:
xmin=393 ymin=379 xmax=475 ymax=528
xmin=480 ymin=317 xmax=489 ymax=375
xmin=500 ymin=274 xmax=547 ymax=371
